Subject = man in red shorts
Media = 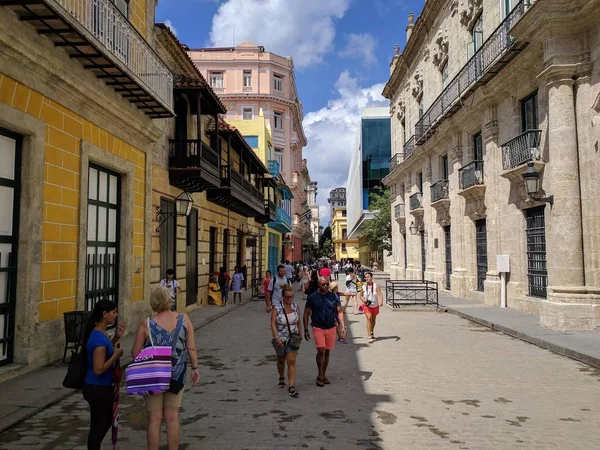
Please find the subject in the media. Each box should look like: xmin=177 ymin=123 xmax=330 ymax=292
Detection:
xmin=361 ymin=271 xmax=384 ymax=343
xmin=303 ymin=276 xmax=346 ymax=387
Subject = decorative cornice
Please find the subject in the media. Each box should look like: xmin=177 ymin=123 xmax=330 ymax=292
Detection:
xmin=432 ymin=29 xmax=449 ymax=69
xmin=460 ymin=0 xmax=483 ymax=28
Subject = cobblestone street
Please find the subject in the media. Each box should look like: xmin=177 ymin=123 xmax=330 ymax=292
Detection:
xmin=2 ymin=289 xmax=600 ymax=449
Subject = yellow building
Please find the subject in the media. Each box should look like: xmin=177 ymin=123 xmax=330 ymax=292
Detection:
xmin=331 ymin=207 xmax=359 ymax=262
xmin=0 ymin=0 xmax=169 ymax=372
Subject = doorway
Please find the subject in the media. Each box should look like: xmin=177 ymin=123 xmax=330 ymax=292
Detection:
xmin=186 ymin=209 xmax=198 ymax=306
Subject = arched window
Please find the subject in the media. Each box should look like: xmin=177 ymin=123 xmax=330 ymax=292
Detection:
xmin=467 ymin=13 xmax=483 ymax=58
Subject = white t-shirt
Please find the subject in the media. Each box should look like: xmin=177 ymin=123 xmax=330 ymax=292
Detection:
xmin=285 ymin=264 xmax=294 ymax=279
xmin=345 ymin=274 xmax=358 ymax=293
xmin=268 ymin=275 xmax=288 ymax=306
xmin=160 ymin=278 xmax=180 ymax=300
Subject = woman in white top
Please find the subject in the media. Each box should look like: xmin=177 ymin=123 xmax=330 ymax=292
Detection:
xmin=345 ymin=268 xmax=359 ymax=314
xmin=361 ymin=272 xmax=384 ymax=343
xmin=299 ymin=267 xmax=310 ymax=299
xmin=159 ymin=269 xmax=180 ymax=311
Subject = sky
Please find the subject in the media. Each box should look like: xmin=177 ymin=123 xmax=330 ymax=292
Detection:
xmin=156 ymin=0 xmax=424 ymax=226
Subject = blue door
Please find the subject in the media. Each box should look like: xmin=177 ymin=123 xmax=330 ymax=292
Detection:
xmin=268 ymin=233 xmax=279 ymax=275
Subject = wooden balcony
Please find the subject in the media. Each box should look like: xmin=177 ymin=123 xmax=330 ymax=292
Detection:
xmin=207 ymin=165 xmax=265 ymax=217
xmin=255 ymin=200 xmax=276 ymax=225
xmin=0 ymin=0 xmax=174 ymax=117
xmin=168 ymin=140 xmax=220 ymax=192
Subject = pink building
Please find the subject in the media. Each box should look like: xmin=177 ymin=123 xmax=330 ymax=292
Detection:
xmin=189 ymin=42 xmax=314 ymax=261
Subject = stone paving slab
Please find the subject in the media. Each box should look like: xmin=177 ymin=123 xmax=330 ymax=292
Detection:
xmin=0 ymin=291 xmax=253 ymax=434
xmin=439 ymin=294 xmax=600 ymax=368
xmin=2 ymin=290 xmax=600 ymax=449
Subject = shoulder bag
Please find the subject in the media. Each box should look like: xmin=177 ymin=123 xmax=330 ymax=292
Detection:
xmin=283 ymin=304 xmax=302 ymax=351
xmin=125 ymin=318 xmax=172 ymax=396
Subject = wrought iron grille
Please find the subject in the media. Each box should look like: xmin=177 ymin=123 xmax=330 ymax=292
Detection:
xmin=475 ymin=219 xmax=487 ymax=292
xmin=526 ymin=206 xmax=547 ymax=298
xmin=409 ymin=192 xmax=422 ymax=210
xmin=459 ymin=160 xmax=484 ymax=190
xmin=389 ymin=153 xmax=404 ymax=172
xmin=385 ymin=280 xmax=438 ymax=308
xmin=414 ymin=1 xmax=530 ymax=144
xmin=501 ymin=129 xmax=542 ymax=170
xmin=431 ymin=179 xmax=449 ymax=203
xmin=444 ymin=225 xmax=452 ymax=290
xmin=394 ymin=203 xmax=405 ymax=219
xmin=403 ymin=136 xmax=415 ymax=160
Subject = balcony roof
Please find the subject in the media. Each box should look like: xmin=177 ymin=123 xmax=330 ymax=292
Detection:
xmin=2 ymin=0 xmax=174 ymax=118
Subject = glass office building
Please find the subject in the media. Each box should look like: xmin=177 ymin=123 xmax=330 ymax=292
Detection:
xmin=361 ymin=116 xmax=391 ymax=209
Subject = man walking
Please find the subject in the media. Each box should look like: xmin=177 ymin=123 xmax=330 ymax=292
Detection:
xmin=303 ymin=276 xmax=346 ymax=386
xmin=333 ymin=262 xmax=340 ymax=281
xmin=266 ymin=265 xmax=288 ymax=313
xmin=361 ymin=272 xmax=384 ymax=343
xmin=284 ymin=260 xmax=294 ymax=284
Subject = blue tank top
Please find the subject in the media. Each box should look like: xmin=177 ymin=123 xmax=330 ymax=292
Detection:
xmin=148 ymin=314 xmax=188 ymax=383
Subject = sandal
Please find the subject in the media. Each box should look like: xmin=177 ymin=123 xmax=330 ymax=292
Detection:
xmin=278 ymin=377 xmax=285 ymax=388
xmin=323 ymin=377 xmax=331 ymax=385
xmin=288 ymin=386 xmax=299 ymax=398
xmin=316 ymin=377 xmax=325 ymax=387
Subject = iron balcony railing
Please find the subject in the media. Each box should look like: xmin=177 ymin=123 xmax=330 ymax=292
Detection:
xmin=268 ymin=160 xmax=280 ymax=176
xmin=459 ymin=161 xmax=484 ymax=190
xmin=389 ymin=153 xmax=404 ymax=172
xmin=501 ymin=129 xmax=542 ymax=170
xmin=275 ymin=207 xmax=292 ymax=228
xmin=394 ymin=203 xmax=405 ymax=219
xmin=404 ymin=135 xmax=415 ymax=160
xmin=414 ymin=1 xmax=531 ymax=144
xmin=409 ymin=192 xmax=423 ymax=211
xmin=431 ymin=180 xmax=449 ymax=203
xmin=51 ymin=0 xmax=173 ymax=109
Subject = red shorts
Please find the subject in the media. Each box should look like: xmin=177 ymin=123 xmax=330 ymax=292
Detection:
xmin=312 ymin=326 xmax=336 ymax=350
xmin=364 ymin=305 xmax=380 ymax=317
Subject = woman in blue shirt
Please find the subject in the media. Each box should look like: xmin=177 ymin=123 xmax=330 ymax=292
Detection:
xmin=82 ymin=299 xmax=126 ymax=450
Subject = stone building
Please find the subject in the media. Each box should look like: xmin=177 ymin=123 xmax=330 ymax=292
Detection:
xmin=328 ymin=188 xmax=359 ymax=261
xmin=0 ymin=0 xmax=170 ymax=372
xmin=382 ymin=0 xmax=600 ymax=330
xmin=153 ymin=25 xmax=267 ymax=310
xmin=188 ymin=43 xmax=311 ymax=261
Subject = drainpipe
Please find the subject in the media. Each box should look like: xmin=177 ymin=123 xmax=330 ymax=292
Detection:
xmin=572 ymin=77 xmax=586 ymax=286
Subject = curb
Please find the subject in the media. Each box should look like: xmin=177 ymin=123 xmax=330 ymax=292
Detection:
xmin=441 ymin=304 xmax=600 ymax=369
xmin=0 ymin=300 xmax=250 ymax=434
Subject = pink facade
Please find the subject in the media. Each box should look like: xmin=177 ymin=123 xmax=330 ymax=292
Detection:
xmin=189 ymin=43 xmax=311 ymax=260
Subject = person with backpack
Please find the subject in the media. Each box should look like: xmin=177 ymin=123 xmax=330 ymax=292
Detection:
xmin=81 ymin=299 xmax=126 ymax=450
xmin=265 ymin=265 xmax=288 ymax=313
xmin=218 ymin=267 xmax=230 ymax=307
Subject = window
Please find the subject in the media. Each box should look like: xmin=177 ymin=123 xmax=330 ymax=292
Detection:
xmin=473 ymin=132 xmax=483 ymax=161
xmin=274 ymin=148 xmax=284 ymax=168
xmin=442 ymin=155 xmax=449 ymax=180
xmin=342 ymin=229 xmax=347 ymax=240
xmin=86 ymin=165 xmax=121 ymax=312
xmin=242 ymin=107 xmax=253 ymax=120
xmin=475 ymin=219 xmax=487 ymax=291
xmin=273 ymin=74 xmax=283 ymax=91
xmin=341 ymin=243 xmax=347 ymax=252
xmin=274 ymin=111 xmax=283 ymax=130
xmin=401 ymin=184 xmax=406 ymax=199
xmin=244 ymin=135 xmax=259 ymax=148
xmin=417 ymin=172 xmax=423 ymax=192
xmin=209 ymin=227 xmax=217 ymax=275
xmin=113 ymin=0 xmax=129 ymax=17
xmin=468 ymin=13 xmax=484 ymax=58
xmin=521 ymin=91 xmax=538 ymax=131
xmin=342 ymin=210 xmax=347 ymax=217
xmin=526 ymin=206 xmax=548 ymax=298
xmin=209 ymin=71 xmax=224 ymax=88
xmin=503 ymin=0 xmax=512 ymax=18
xmin=441 ymin=62 xmax=449 ymax=88
xmin=401 ymin=118 xmax=406 ymax=144
xmin=243 ymin=71 xmax=252 ymax=87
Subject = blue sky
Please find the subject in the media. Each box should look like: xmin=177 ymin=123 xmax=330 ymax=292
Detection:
xmin=156 ymin=0 xmax=424 ymax=224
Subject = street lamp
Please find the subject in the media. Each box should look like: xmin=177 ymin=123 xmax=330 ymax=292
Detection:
xmin=156 ymin=191 xmax=194 ymax=231
xmin=409 ymin=221 xmax=419 ymax=236
xmin=522 ymin=162 xmax=554 ymax=206
xmin=258 ymin=226 xmax=266 ymax=237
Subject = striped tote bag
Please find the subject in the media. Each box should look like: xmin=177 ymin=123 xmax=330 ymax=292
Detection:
xmin=125 ymin=319 xmax=172 ymax=395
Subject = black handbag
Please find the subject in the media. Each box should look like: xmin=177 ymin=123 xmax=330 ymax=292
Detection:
xmin=283 ymin=305 xmax=302 ymax=351
xmin=62 ymin=351 xmax=87 ymax=389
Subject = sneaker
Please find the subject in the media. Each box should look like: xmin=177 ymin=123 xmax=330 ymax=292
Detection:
xmin=367 ymin=335 xmax=375 ymax=343
xmin=338 ymin=338 xmax=348 ymax=344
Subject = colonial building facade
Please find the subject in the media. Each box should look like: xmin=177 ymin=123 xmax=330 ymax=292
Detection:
xmin=383 ymin=0 xmax=600 ymax=330
xmin=189 ymin=43 xmax=313 ymax=261
xmin=328 ymin=188 xmax=359 ymax=261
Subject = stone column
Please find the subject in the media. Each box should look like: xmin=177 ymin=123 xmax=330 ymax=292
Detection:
xmin=449 ymin=141 xmax=467 ymax=297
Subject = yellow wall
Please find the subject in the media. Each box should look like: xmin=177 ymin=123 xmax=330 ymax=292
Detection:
xmin=130 ymin=0 xmax=148 ymax=37
xmin=331 ymin=208 xmax=359 ymax=261
xmin=0 ymin=73 xmax=147 ymax=323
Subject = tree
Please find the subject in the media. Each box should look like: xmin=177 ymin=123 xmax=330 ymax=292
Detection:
xmin=361 ymin=186 xmax=392 ymax=256
xmin=315 ymin=226 xmax=333 ymax=259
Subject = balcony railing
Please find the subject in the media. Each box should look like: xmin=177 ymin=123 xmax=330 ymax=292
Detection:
xmin=168 ymin=139 xmax=220 ymax=190
xmin=414 ymin=1 xmax=531 ymax=144
xmin=409 ymin=192 xmax=422 ymax=211
xmin=459 ymin=161 xmax=484 ymax=190
xmin=275 ymin=207 xmax=291 ymax=226
xmin=395 ymin=203 xmax=405 ymax=219
xmin=404 ymin=136 xmax=415 ymax=160
xmin=242 ymin=87 xmax=253 ymax=93
xmin=268 ymin=160 xmax=280 ymax=176
xmin=291 ymin=172 xmax=298 ymax=187
xmin=501 ymin=129 xmax=542 ymax=170
xmin=389 ymin=153 xmax=404 ymax=172
xmin=431 ymin=180 xmax=449 ymax=203
xmin=54 ymin=0 xmax=173 ymax=109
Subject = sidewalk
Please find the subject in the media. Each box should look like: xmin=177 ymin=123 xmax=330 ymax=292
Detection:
xmin=439 ymin=294 xmax=600 ymax=369
xmin=0 ymin=291 xmax=255 ymax=434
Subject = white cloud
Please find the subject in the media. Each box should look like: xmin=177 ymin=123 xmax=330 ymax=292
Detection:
xmin=302 ymin=71 xmax=387 ymax=226
xmin=339 ymin=33 xmax=378 ymax=66
xmin=208 ymin=0 xmax=350 ymax=68
xmin=164 ymin=19 xmax=177 ymax=37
